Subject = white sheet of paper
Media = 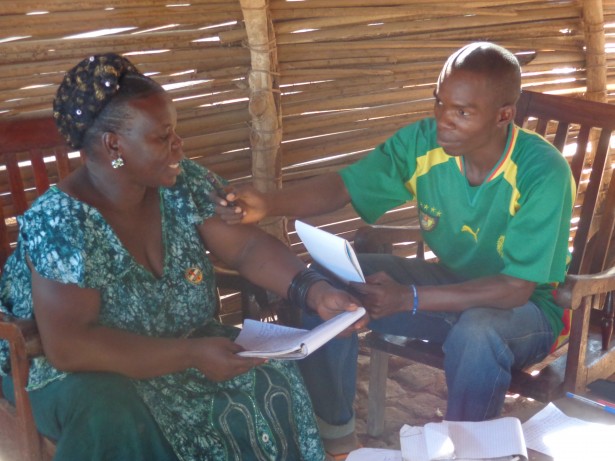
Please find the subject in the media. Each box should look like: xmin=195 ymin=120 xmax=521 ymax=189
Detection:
xmin=400 ymin=424 xmax=429 ymax=461
xmin=346 ymin=447 xmax=402 ymax=461
xmin=234 ymin=321 xmax=309 ymax=357
xmin=522 ymin=402 xmax=615 ymax=461
xmin=444 ymin=418 xmax=526 ymax=460
xmin=295 ymin=220 xmax=365 ymax=283
xmin=235 ymin=307 xmax=366 ymax=359
xmin=400 ymin=418 xmax=527 ymax=461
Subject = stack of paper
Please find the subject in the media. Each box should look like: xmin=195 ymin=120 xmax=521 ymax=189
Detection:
xmin=522 ymin=402 xmax=615 ymax=460
xmin=400 ymin=417 xmax=527 ymax=461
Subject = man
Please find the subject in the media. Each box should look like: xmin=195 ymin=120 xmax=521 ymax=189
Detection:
xmin=214 ymin=42 xmax=575 ymax=456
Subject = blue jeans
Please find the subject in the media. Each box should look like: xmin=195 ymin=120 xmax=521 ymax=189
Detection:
xmin=298 ymin=254 xmax=554 ymax=434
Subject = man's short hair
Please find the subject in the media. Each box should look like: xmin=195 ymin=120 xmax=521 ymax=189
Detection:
xmin=439 ymin=42 xmax=522 ymax=106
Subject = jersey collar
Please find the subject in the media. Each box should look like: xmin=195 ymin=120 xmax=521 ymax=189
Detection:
xmin=454 ymin=123 xmax=518 ymax=183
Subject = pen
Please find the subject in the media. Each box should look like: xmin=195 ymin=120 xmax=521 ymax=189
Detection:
xmin=566 ymin=392 xmax=615 ymax=415
xmin=205 ymin=172 xmax=236 ymax=206
xmin=596 ymin=398 xmax=615 ymax=410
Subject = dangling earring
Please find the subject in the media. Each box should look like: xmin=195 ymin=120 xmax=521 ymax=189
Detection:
xmin=111 ymin=156 xmax=124 ymax=169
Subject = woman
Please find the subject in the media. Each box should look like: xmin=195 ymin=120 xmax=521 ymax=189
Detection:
xmin=0 ymin=54 xmax=361 ymax=461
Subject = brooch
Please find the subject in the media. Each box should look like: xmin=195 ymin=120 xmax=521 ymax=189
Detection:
xmin=185 ymin=267 xmax=204 ymax=285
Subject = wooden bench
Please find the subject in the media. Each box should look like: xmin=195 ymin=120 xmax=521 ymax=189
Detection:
xmin=354 ymin=90 xmax=615 ymax=436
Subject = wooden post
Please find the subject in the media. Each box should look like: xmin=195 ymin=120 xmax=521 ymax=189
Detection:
xmin=582 ymin=0 xmax=607 ymax=103
xmin=239 ymin=0 xmax=287 ymax=244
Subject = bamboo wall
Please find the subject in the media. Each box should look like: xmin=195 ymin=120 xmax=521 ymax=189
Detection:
xmin=2 ymin=1 xmax=615 ymax=317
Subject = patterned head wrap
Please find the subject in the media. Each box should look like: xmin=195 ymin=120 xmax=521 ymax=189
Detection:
xmin=53 ymin=53 xmax=140 ymax=149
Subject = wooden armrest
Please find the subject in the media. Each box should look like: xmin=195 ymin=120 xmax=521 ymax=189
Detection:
xmin=0 ymin=313 xmax=44 ymax=360
xmin=554 ymin=266 xmax=615 ymax=310
xmin=354 ymin=224 xmax=423 ymax=256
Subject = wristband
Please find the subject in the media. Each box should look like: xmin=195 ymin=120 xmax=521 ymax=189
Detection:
xmin=287 ymin=268 xmax=330 ymax=312
xmin=410 ymin=284 xmax=419 ymax=315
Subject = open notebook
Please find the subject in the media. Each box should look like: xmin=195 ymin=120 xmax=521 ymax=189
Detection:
xmin=235 ymin=307 xmax=365 ymax=359
xmin=400 ymin=417 xmax=528 ymax=461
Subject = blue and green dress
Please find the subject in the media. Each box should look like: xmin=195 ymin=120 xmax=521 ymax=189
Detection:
xmin=0 ymin=159 xmax=325 ymax=461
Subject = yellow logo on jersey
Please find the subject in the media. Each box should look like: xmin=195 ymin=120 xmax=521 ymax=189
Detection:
xmin=461 ymin=225 xmax=480 ymax=242
xmin=418 ymin=202 xmax=440 ymax=231
xmin=497 ymin=235 xmax=505 ymax=257
xmin=420 ymin=212 xmax=436 ymax=231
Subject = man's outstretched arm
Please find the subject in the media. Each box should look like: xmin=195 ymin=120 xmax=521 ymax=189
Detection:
xmin=213 ymin=172 xmax=352 ymax=224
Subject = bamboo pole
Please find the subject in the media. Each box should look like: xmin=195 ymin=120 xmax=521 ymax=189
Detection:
xmin=270 ymin=6 xmax=581 ymax=45
xmin=582 ymin=0 xmax=607 ymax=102
xmin=1 ymin=0 xmax=236 ymax=15
xmin=239 ymin=0 xmax=286 ymax=241
xmin=0 ymin=10 xmax=242 ymax=40
xmin=0 ymin=34 xmax=247 ymax=65
xmin=270 ymin=0 xmax=548 ymax=10
xmin=270 ymin=6 xmax=519 ymax=20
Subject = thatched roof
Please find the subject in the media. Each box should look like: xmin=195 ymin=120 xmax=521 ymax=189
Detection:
xmin=1 ymin=0 xmax=613 ymax=249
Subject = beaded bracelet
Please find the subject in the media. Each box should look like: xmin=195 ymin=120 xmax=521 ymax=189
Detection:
xmin=410 ymin=284 xmax=419 ymax=315
xmin=287 ymin=267 xmax=330 ymax=312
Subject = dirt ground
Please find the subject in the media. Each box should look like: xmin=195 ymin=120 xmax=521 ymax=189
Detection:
xmin=353 ymin=340 xmax=545 ymax=451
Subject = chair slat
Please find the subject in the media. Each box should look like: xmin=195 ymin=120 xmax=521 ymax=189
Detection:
xmin=5 ymin=153 xmax=28 ymax=216
xmin=552 ymin=121 xmax=569 ymax=152
xmin=30 ymin=149 xmax=51 ymax=195
xmin=571 ymin=128 xmax=612 ymax=275
xmin=569 ymin=125 xmax=590 ymax=186
xmin=55 ymin=148 xmax=72 ymax=180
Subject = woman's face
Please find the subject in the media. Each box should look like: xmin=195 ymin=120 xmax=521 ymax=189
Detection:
xmin=117 ymin=92 xmax=184 ymax=188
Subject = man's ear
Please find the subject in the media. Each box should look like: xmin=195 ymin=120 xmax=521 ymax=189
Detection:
xmin=497 ymin=104 xmax=516 ymax=126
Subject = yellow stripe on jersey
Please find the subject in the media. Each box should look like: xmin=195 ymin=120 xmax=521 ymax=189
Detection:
xmin=405 ymin=146 xmax=450 ymax=196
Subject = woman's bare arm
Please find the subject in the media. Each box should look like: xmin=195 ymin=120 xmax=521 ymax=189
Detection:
xmin=31 ymin=269 xmax=264 ymax=381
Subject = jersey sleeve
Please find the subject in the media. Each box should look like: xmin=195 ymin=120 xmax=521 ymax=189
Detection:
xmin=339 ymin=121 xmax=435 ymax=223
xmin=501 ymin=147 xmax=574 ymax=284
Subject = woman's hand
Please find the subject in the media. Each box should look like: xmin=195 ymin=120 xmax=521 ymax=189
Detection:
xmin=306 ymin=281 xmax=369 ymax=332
xmin=349 ymin=271 xmax=411 ymax=319
xmin=190 ymin=337 xmax=266 ymax=382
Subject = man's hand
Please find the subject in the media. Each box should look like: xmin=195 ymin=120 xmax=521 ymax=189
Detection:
xmin=191 ymin=337 xmax=265 ymax=382
xmin=208 ymin=184 xmax=269 ymax=225
xmin=349 ymin=271 xmax=411 ymax=319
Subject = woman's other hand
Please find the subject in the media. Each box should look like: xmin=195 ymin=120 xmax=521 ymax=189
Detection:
xmin=191 ymin=337 xmax=266 ymax=382
xmin=306 ymin=281 xmax=369 ymax=332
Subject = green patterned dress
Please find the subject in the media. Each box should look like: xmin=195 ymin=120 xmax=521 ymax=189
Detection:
xmin=0 ymin=159 xmax=325 ymax=461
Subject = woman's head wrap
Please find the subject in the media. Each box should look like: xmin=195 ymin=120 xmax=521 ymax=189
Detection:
xmin=53 ymin=53 xmax=140 ymax=149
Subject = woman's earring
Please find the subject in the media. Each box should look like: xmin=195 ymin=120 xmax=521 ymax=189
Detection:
xmin=111 ymin=156 xmax=125 ymax=169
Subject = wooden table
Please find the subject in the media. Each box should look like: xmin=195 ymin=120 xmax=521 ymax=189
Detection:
xmin=512 ymin=397 xmax=615 ymax=460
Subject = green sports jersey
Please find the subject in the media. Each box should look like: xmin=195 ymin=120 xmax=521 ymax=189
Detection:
xmin=340 ymin=118 xmax=575 ymax=348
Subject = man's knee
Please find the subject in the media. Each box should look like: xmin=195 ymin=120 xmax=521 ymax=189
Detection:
xmin=444 ymin=311 xmax=507 ymax=357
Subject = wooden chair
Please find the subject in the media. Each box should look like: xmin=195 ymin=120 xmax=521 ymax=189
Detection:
xmin=0 ymin=117 xmax=275 ymax=461
xmin=0 ymin=117 xmax=67 ymax=461
xmin=354 ymin=90 xmax=615 ymax=436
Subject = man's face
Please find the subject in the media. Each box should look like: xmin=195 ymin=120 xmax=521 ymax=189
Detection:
xmin=433 ymin=69 xmax=504 ymax=158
